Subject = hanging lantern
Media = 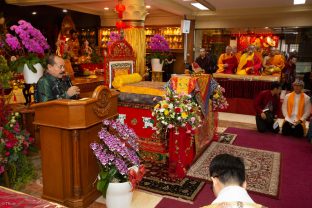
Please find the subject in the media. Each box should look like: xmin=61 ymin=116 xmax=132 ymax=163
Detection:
xmin=115 ymin=2 xmax=125 ymax=19
xmin=116 ymin=20 xmax=126 ymax=29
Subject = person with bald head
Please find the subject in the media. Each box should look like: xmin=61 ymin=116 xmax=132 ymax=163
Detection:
xmin=262 ymin=48 xmax=285 ymax=76
xmin=217 ymin=46 xmax=238 ymax=74
xmin=195 ymin=48 xmax=217 ymax=74
xmin=236 ymin=45 xmax=262 ymax=75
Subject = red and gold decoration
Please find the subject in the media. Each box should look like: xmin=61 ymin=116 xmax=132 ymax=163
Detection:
xmin=235 ymin=33 xmax=279 ymax=51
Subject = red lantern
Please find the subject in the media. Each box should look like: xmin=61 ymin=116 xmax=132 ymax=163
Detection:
xmin=116 ymin=20 xmax=126 ymax=29
xmin=115 ymin=3 xmax=125 ymax=19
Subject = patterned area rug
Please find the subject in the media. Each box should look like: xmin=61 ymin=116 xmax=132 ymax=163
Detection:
xmin=187 ymin=142 xmax=281 ymax=198
xmin=139 ymin=162 xmax=205 ymax=202
xmin=218 ymin=132 xmax=237 ymax=144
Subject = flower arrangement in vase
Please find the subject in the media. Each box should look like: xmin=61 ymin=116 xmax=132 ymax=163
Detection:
xmin=0 ymin=99 xmax=36 ymax=189
xmin=90 ymin=119 xmax=144 ymax=208
xmin=148 ymin=34 xmax=170 ymax=71
xmin=212 ymin=85 xmax=228 ymax=111
xmin=152 ymin=90 xmax=202 ymax=135
xmin=2 ymin=20 xmax=50 ymax=83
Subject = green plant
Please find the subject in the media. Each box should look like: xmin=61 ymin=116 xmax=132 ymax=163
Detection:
xmin=0 ymin=55 xmax=13 ymax=89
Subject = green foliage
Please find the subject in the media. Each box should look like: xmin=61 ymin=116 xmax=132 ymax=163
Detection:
xmin=96 ymin=165 xmax=127 ymax=197
xmin=9 ymin=53 xmax=46 ymax=73
xmin=0 ymin=55 xmax=13 ymax=89
xmin=0 ymin=154 xmax=36 ymax=190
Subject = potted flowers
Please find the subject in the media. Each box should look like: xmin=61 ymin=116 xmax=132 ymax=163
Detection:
xmin=148 ymin=34 xmax=170 ymax=72
xmin=0 ymin=99 xmax=36 ymax=189
xmin=4 ymin=20 xmax=50 ymax=84
xmin=90 ymin=119 xmax=144 ymax=208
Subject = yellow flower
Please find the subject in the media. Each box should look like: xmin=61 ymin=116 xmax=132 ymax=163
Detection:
xmin=154 ymin=104 xmax=160 ymax=109
xmin=164 ymin=110 xmax=169 ymax=116
xmin=181 ymin=112 xmax=188 ymax=119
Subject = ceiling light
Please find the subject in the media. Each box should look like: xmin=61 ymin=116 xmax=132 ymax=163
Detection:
xmin=104 ymin=7 xmax=109 ymax=11
xmin=32 ymin=11 xmax=37 ymax=15
xmin=146 ymin=5 xmax=151 ymax=9
xmin=294 ymin=0 xmax=306 ymax=5
xmin=62 ymin=9 xmax=68 ymax=13
xmin=191 ymin=3 xmax=209 ymax=10
xmin=265 ymin=27 xmax=269 ymax=29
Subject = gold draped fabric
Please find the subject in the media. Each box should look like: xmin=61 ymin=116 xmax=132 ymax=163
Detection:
xmin=124 ymin=28 xmax=146 ymax=76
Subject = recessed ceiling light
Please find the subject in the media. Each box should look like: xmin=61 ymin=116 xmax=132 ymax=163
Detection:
xmin=32 ymin=11 xmax=37 ymax=15
xmin=265 ymin=27 xmax=269 ymax=29
xmin=191 ymin=3 xmax=209 ymax=10
xmin=104 ymin=7 xmax=109 ymax=11
xmin=62 ymin=9 xmax=68 ymax=13
xmin=294 ymin=0 xmax=306 ymax=5
xmin=146 ymin=5 xmax=151 ymax=9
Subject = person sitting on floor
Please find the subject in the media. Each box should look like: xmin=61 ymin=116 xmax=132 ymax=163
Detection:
xmin=282 ymin=79 xmax=311 ymax=138
xmin=236 ymin=45 xmax=262 ymax=75
xmin=201 ymin=154 xmax=265 ymax=208
xmin=254 ymin=82 xmax=281 ymax=133
xmin=217 ymin=46 xmax=238 ymax=74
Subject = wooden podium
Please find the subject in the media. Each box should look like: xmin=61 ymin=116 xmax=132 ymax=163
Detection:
xmin=31 ymin=86 xmax=118 ymax=207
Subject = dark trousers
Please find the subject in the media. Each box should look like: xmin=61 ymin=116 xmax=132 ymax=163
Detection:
xmin=256 ymin=115 xmax=279 ymax=133
xmin=282 ymin=121 xmax=304 ymax=138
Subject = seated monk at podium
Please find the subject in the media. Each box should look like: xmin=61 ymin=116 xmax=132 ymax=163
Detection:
xmin=217 ymin=46 xmax=238 ymax=74
xmin=262 ymin=48 xmax=285 ymax=76
xmin=236 ymin=45 xmax=262 ymax=75
xmin=37 ymin=55 xmax=80 ymax=102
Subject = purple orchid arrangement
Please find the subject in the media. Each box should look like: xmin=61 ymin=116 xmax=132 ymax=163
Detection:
xmin=90 ymin=119 xmax=141 ymax=196
xmin=107 ymin=32 xmax=122 ymax=47
xmin=4 ymin=20 xmax=50 ymax=73
xmin=149 ymin=34 xmax=170 ymax=53
xmin=148 ymin=34 xmax=170 ymax=62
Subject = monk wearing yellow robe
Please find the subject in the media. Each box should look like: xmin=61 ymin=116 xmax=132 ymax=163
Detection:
xmin=262 ymin=49 xmax=285 ymax=76
xmin=217 ymin=46 xmax=238 ymax=74
xmin=236 ymin=45 xmax=262 ymax=75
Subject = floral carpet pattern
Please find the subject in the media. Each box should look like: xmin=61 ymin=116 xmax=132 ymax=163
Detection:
xmin=187 ymin=142 xmax=281 ymax=198
xmin=217 ymin=132 xmax=237 ymax=144
xmin=139 ymin=162 xmax=205 ymax=202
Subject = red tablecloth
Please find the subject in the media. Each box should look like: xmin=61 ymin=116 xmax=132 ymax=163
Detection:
xmin=216 ymin=78 xmax=273 ymax=99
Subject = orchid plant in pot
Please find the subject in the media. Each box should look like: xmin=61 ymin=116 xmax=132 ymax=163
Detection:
xmin=3 ymin=20 xmax=50 ymax=84
xmin=148 ymin=34 xmax=170 ymax=72
xmin=90 ymin=119 xmax=144 ymax=208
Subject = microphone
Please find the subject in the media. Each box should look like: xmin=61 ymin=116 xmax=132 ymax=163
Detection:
xmin=64 ymin=75 xmax=79 ymax=99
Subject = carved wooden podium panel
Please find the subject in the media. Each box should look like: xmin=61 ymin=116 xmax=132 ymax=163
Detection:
xmin=31 ymin=86 xmax=118 ymax=207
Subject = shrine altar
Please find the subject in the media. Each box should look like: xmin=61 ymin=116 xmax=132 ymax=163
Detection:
xmin=116 ymin=74 xmax=217 ymax=178
xmin=213 ymin=73 xmax=280 ymax=115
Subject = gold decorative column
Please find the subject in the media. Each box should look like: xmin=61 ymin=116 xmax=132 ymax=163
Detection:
xmin=122 ymin=0 xmax=147 ymax=76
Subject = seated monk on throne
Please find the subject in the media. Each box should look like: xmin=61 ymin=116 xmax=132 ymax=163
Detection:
xmin=262 ymin=48 xmax=285 ymax=76
xmin=217 ymin=46 xmax=238 ymax=74
xmin=236 ymin=45 xmax=262 ymax=75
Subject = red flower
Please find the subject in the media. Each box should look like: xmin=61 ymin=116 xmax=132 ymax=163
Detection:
xmin=5 ymin=152 xmax=10 ymax=156
xmin=175 ymin=108 xmax=181 ymax=113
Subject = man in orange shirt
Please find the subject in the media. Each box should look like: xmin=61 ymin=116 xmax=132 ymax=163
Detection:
xmin=217 ymin=46 xmax=238 ymax=74
xmin=262 ymin=48 xmax=285 ymax=76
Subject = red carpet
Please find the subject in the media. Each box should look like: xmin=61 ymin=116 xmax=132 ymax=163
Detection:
xmin=156 ymin=127 xmax=312 ymax=208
